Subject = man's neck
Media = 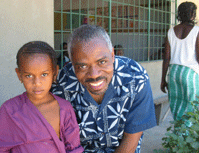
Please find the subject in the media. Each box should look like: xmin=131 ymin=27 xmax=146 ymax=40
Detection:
xmin=90 ymin=93 xmax=105 ymax=105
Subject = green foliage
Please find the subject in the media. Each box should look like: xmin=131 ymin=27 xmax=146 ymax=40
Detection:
xmin=160 ymin=100 xmax=199 ymax=153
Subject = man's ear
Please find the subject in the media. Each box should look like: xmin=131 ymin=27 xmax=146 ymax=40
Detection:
xmin=15 ymin=68 xmax=22 ymax=83
xmin=111 ymin=47 xmax=115 ymax=63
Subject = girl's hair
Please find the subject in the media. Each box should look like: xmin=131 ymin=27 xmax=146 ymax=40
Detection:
xmin=16 ymin=41 xmax=57 ymax=71
xmin=177 ymin=2 xmax=197 ymax=25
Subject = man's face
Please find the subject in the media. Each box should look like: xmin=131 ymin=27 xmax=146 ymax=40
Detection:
xmin=71 ymin=38 xmax=114 ymax=99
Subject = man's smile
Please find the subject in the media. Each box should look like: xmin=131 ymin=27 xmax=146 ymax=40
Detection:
xmin=89 ymin=80 xmax=104 ymax=87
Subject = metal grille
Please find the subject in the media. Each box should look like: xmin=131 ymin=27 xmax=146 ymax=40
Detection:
xmin=54 ymin=0 xmax=177 ymax=68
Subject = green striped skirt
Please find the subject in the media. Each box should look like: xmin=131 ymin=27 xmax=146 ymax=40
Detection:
xmin=168 ymin=64 xmax=199 ymax=120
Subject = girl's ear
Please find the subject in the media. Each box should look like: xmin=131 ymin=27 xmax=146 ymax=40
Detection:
xmin=53 ymin=65 xmax=59 ymax=83
xmin=15 ymin=68 xmax=22 ymax=83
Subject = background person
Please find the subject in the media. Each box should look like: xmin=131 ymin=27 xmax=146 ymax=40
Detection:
xmin=114 ymin=44 xmax=124 ymax=56
xmin=161 ymin=2 xmax=199 ymax=121
xmin=57 ymin=42 xmax=70 ymax=68
xmin=52 ymin=25 xmax=156 ymax=153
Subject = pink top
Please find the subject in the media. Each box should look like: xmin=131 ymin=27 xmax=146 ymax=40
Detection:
xmin=0 ymin=92 xmax=84 ymax=153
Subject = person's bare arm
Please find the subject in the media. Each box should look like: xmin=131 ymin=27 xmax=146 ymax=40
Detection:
xmin=161 ymin=37 xmax=170 ymax=93
xmin=196 ymin=33 xmax=199 ymax=64
xmin=114 ymin=132 xmax=143 ymax=153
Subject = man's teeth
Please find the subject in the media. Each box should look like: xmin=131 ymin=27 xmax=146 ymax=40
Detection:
xmin=90 ymin=81 xmax=103 ymax=87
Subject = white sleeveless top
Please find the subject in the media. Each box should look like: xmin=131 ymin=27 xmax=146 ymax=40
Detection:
xmin=168 ymin=26 xmax=199 ymax=74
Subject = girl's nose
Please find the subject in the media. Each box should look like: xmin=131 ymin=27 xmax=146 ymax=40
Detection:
xmin=33 ymin=77 xmax=41 ymax=86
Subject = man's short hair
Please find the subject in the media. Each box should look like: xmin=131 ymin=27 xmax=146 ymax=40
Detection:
xmin=67 ymin=25 xmax=113 ymax=59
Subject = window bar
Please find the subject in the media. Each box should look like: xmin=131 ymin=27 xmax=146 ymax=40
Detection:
xmin=143 ymin=0 xmax=146 ymax=61
xmin=133 ymin=0 xmax=135 ymax=60
xmin=127 ymin=0 xmax=130 ymax=57
xmin=122 ymin=1 xmax=124 ymax=53
xmin=147 ymin=0 xmax=151 ymax=61
xmin=138 ymin=0 xmax=141 ymax=61
xmin=175 ymin=0 xmax=177 ymax=25
xmin=79 ymin=0 xmax=81 ymax=27
xmin=102 ymin=0 xmax=104 ymax=29
xmin=161 ymin=0 xmax=163 ymax=59
xmin=70 ymin=0 xmax=72 ymax=33
xmin=95 ymin=0 xmax=97 ymax=25
xmin=87 ymin=0 xmax=89 ymax=24
xmin=116 ymin=2 xmax=118 ymax=48
xmin=108 ymin=0 xmax=112 ymax=38
xmin=61 ymin=0 xmax=64 ymax=68
xmin=152 ymin=0 xmax=155 ymax=60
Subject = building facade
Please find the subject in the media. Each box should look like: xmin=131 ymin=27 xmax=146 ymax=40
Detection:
xmin=0 ymin=0 xmax=199 ymax=105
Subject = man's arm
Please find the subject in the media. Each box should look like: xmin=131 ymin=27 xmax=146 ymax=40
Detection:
xmin=114 ymin=132 xmax=143 ymax=153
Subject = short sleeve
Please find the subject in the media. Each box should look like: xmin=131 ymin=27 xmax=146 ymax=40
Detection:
xmin=124 ymin=78 xmax=157 ymax=134
xmin=62 ymin=106 xmax=84 ymax=153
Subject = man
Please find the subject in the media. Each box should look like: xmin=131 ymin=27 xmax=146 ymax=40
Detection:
xmin=52 ymin=25 xmax=156 ymax=153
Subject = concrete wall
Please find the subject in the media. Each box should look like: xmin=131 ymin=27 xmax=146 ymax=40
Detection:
xmin=0 ymin=0 xmax=54 ymax=105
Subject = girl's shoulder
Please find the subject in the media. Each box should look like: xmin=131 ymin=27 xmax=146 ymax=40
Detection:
xmin=52 ymin=93 xmax=73 ymax=110
xmin=0 ymin=92 xmax=26 ymax=114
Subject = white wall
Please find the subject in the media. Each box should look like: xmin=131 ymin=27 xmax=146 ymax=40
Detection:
xmin=140 ymin=61 xmax=167 ymax=99
xmin=0 ymin=0 xmax=54 ymax=105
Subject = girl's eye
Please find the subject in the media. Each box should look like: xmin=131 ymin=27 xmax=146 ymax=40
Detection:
xmin=26 ymin=75 xmax=32 ymax=78
xmin=42 ymin=73 xmax=48 ymax=77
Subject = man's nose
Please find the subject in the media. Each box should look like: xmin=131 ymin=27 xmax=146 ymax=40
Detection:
xmin=88 ymin=66 xmax=101 ymax=78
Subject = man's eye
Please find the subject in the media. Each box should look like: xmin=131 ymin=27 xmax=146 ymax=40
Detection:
xmin=99 ymin=60 xmax=106 ymax=65
xmin=42 ymin=73 xmax=48 ymax=77
xmin=79 ymin=65 xmax=87 ymax=69
xmin=26 ymin=75 xmax=32 ymax=78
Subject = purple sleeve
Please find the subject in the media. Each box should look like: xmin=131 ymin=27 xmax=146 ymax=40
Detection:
xmin=62 ymin=105 xmax=84 ymax=153
xmin=0 ymin=104 xmax=20 ymax=153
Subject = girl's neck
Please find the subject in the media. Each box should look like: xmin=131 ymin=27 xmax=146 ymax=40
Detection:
xmin=27 ymin=92 xmax=54 ymax=107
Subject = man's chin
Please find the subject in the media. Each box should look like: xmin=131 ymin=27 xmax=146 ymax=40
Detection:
xmin=89 ymin=90 xmax=106 ymax=95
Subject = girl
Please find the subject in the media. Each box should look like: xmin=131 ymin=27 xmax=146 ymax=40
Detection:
xmin=0 ymin=41 xmax=84 ymax=153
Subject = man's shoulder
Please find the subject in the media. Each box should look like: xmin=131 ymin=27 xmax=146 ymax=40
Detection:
xmin=113 ymin=56 xmax=149 ymax=92
xmin=115 ymin=56 xmax=147 ymax=76
xmin=57 ymin=62 xmax=76 ymax=82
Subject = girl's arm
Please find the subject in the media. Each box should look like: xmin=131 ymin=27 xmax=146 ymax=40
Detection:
xmin=63 ymin=105 xmax=84 ymax=153
xmin=0 ymin=105 xmax=13 ymax=153
xmin=161 ymin=37 xmax=170 ymax=93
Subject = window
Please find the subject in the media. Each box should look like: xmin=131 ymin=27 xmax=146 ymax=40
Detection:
xmin=54 ymin=0 xmax=177 ymax=68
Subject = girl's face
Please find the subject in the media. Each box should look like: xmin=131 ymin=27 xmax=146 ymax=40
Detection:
xmin=15 ymin=54 xmax=58 ymax=103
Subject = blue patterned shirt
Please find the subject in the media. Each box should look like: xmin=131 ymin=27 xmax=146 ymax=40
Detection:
xmin=52 ymin=56 xmax=156 ymax=153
